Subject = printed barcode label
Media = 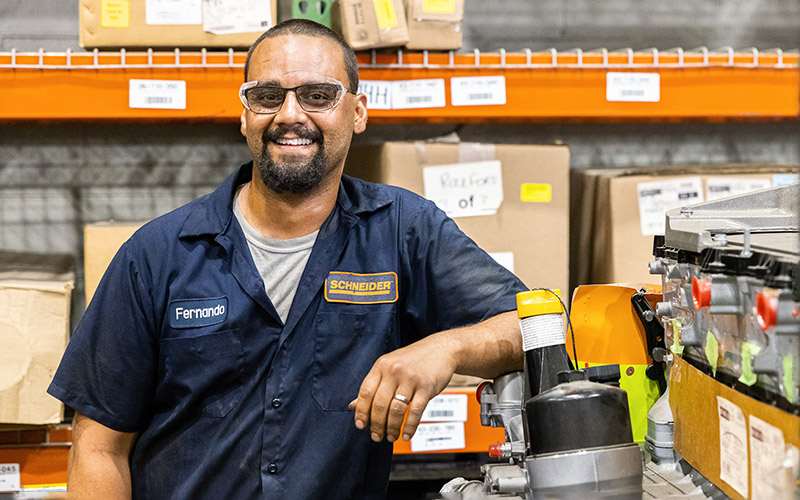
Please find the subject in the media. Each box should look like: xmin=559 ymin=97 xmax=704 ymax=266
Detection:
xmin=606 ymin=72 xmax=660 ymax=102
xmin=410 ymin=422 xmax=465 ymax=452
xmin=636 ymin=177 xmax=704 ymax=236
xmin=421 ymin=394 xmax=468 ymax=422
xmin=705 ymin=177 xmax=772 ymax=201
xmin=451 ymin=76 xmax=506 ymax=106
xmin=0 ymin=463 xmax=20 ymax=493
xmin=717 ymin=397 xmax=748 ymax=497
xmin=391 ymin=79 xmax=446 ymax=109
xmin=129 ymin=79 xmax=186 ymax=110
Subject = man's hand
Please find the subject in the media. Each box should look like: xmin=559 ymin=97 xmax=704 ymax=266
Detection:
xmin=350 ymin=311 xmax=522 ymax=443
xmin=350 ymin=335 xmax=457 ymax=443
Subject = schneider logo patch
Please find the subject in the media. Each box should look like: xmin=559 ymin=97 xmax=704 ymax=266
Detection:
xmin=168 ymin=297 xmax=228 ymax=329
xmin=325 ymin=272 xmax=398 ymax=304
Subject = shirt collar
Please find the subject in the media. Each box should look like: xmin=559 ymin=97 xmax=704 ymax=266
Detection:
xmin=178 ymin=163 xmax=393 ymax=239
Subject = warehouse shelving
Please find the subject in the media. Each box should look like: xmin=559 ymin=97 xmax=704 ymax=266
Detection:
xmin=0 ymin=47 xmax=797 ymax=122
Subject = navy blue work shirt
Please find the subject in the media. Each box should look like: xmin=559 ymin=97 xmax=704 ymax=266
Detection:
xmin=49 ymin=162 xmax=527 ymax=500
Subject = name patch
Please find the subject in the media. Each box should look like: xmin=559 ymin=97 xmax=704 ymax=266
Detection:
xmin=325 ymin=272 xmax=398 ymax=304
xmin=168 ymin=296 xmax=228 ymax=329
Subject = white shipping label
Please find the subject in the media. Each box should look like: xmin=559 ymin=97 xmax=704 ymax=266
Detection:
xmin=421 ymin=394 xmax=468 ymax=422
xmin=0 ymin=464 xmax=20 ymax=493
xmin=706 ymin=177 xmax=772 ymax=201
xmin=410 ymin=422 xmax=466 ymax=452
xmin=450 ymin=76 xmax=506 ymax=106
xmin=749 ymin=416 xmax=786 ymax=500
xmin=606 ymin=72 xmax=660 ymax=102
xmin=488 ymin=252 xmax=514 ymax=274
xmin=203 ymin=0 xmax=272 ymax=34
xmin=773 ymin=174 xmax=799 ymax=186
xmin=129 ymin=80 xmax=187 ymax=110
xmin=391 ymin=79 xmax=446 ymax=109
xmin=146 ymin=0 xmax=202 ymax=25
xmin=717 ymin=396 xmax=748 ymax=497
xmin=520 ymin=314 xmax=565 ymax=352
xmin=637 ymin=177 xmax=703 ymax=236
xmin=422 ymin=161 xmax=503 ymax=218
xmin=358 ymin=80 xmax=393 ymax=110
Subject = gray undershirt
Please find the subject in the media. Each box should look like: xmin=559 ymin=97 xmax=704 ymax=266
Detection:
xmin=233 ymin=188 xmax=318 ymax=324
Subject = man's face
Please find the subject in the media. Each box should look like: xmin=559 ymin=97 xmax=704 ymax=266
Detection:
xmin=240 ymin=35 xmax=367 ymax=195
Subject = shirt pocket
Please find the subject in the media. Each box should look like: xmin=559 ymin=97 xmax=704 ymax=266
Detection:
xmin=160 ymin=329 xmax=245 ymax=418
xmin=312 ymin=311 xmax=393 ymax=411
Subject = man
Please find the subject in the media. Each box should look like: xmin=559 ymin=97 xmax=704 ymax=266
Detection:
xmin=49 ymin=19 xmax=526 ymax=500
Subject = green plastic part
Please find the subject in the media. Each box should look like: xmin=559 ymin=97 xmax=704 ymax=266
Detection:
xmin=737 ymin=342 xmax=763 ymax=386
xmin=291 ymin=0 xmax=332 ymax=27
xmin=705 ymin=330 xmax=719 ymax=376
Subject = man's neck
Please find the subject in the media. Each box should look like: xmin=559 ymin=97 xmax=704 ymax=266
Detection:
xmin=238 ymin=174 xmax=339 ymax=240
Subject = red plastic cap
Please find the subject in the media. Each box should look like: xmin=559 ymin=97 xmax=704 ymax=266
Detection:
xmin=476 ymin=381 xmax=492 ymax=404
xmin=692 ymin=277 xmax=711 ymax=310
xmin=756 ymin=292 xmax=778 ymax=331
xmin=488 ymin=443 xmax=503 ymax=458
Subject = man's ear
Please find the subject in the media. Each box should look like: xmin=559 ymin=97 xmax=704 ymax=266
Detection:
xmin=240 ymin=109 xmax=247 ymax=137
xmin=353 ymin=93 xmax=368 ymax=134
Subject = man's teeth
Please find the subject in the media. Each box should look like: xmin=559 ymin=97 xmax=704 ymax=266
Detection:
xmin=276 ymin=138 xmax=313 ymax=146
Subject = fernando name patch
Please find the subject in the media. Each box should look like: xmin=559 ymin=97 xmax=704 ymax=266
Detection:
xmin=324 ymin=272 xmax=398 ymax=304
xmin=168 ymin=296 xmax=228 ymax=329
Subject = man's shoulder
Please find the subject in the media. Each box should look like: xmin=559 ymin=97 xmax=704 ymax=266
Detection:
xmin=125 ymin=194 xmax=212 ymax=253
xmin=340 ymin=175 xmax=436 ymax=214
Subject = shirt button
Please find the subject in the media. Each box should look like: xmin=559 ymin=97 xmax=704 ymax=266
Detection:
xmin=271 ymin=398 xmax=282 ymax=408
xmin=268 ymin=463 xmax=278 ymax=474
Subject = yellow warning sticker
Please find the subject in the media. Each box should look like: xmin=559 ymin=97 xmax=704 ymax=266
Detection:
xmin=373 ymin=0 xmax=398 ymax=29
xmin=423 ymin=0 xmax=456 ymax=14
xmin=101 ymin=0 xmax=130 ymax=28
xmin=520 ymin=183 xmax=552 ymax=203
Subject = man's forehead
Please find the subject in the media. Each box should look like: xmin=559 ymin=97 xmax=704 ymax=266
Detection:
xmin=249 ymin=34 xmax=348 ymax=82
xmin=254 ymin=70 xmax=339 ymax=86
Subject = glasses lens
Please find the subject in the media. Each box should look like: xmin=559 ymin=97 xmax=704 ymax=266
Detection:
xmin=246 ymin=86 xmax=285 ymax=113
xmin=296 ymin=84 xmax=342 ymax=111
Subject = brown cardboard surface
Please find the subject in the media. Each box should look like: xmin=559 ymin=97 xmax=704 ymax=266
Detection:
xmin=80 ymin=0 xmax=277 ymax=48
xmin=332 ymin=0 xmax=408 ymax=50
xmin=0 ymin=280 xmax=73 ymax=425
xmin=670 ymin=356 xmax=800 ymax=500
xmin=405 ymin=0 xmax=463 ymax=50
xmin=345 ymin=142 xmax=570 ymax=294
xmin=84 ymin=222 xmax=144 ymax=305
xmin=571 ymin=166 xmax=798 ymax=287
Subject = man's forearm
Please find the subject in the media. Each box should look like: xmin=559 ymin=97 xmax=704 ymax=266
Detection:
xmin=443 ymin=310 xmax=524 ymax=379
xmin=67 ymin=447 xmax=132 ymax=500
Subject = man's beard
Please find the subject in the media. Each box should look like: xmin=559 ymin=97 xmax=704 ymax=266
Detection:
xmin=257 ymin=126 xmax=327 ymax=195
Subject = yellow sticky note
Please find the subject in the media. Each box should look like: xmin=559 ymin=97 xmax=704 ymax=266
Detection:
xmin=423 ymin=0 xmax=456 ymax=14
xmin=705 ymin=330 xmax=719 ymax=376
xmin=737 ymin=342 xmax=762 ymax=386
xmin=520 ymin=184 xmax=552 ymax=203
xmin=101 ymin=0 xmax=130 ymax=28
xmin=373 ymin=0 xmax=398 ymax=29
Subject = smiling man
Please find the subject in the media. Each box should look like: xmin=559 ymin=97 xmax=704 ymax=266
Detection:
xmin=49 ymin=19 xmax=527 ymax=500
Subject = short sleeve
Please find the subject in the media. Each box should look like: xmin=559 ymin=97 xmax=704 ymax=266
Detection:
xmin=400 ymin=199 xmax=527 ymax=339
xmin=48 ymin=241 xmax=157 ymax=432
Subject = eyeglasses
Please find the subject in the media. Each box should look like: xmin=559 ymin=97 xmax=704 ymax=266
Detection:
xmin=239 ymin=80 xmax=356 ymax=114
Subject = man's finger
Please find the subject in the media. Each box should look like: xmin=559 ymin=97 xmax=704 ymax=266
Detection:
xmin=369 ymin=379 xmax=397 ymax=442
xmin=401 ymin=390 xmax=431 ymax=441
xmin=384 ymin=387 xmax=414 ymax=442
xmin=353 ymin=370 xmax=382 ymax=430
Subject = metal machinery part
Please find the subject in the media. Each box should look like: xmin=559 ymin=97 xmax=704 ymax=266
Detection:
xmin=651 ymin=183 xmax=799 ymax=408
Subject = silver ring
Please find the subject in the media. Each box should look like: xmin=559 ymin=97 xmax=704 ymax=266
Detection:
xmin=393 ymin=394 xmax=411 ymax=405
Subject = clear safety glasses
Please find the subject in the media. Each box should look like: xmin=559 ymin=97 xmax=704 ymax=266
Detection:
xmin=239 ymin=80 xmax=356 ymax=114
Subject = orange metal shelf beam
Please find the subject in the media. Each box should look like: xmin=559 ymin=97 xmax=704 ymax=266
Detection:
xmin=0 ymin=50 xmax=797 ymax=123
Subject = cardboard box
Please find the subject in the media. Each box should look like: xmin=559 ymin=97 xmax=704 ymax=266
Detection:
xmin=404 ymin=0 xmax=463 ymax=50
xmin=570 ymin=166 xmax=798 ymax=289
xmin=80 ymin=0 xmax=278 ymax=49
xmin=84 ymin=222 xmax=144 ymax=305
xmin=0 ymin=251 xmax=74 ymax=425
xmin=345 ymin=141 xmax=570 ymax=294
xmin=332 ymin=0 xmax=408 ymax=50
xmin=670 ymin=356 xmax=800 ymax=499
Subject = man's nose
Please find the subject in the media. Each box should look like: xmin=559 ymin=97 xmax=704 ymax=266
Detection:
xmin=273 ymin=90 xmax=307 ymax=125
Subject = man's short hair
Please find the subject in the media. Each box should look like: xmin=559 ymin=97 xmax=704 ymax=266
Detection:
xmin=244 ymin=19 xmax=359 ymax=93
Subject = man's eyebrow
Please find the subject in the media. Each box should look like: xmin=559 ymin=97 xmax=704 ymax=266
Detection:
xmin=256 ymin=80 xmax=281 ymax=86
